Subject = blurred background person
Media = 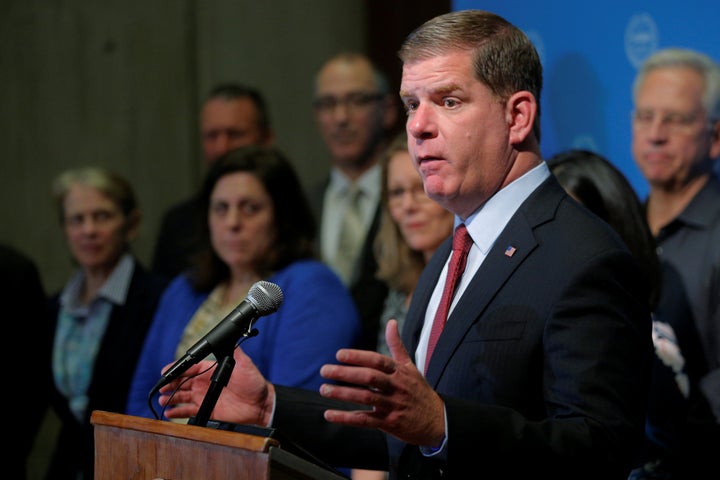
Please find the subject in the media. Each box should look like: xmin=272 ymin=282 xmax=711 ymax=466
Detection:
xmin=352 ymin=132 xmax=454 ymax=480
xmin=308 ymin=52 xmax=400 ymax=351
xmin=44 ymin=167 xmax=169 ymax=479
xmin=547 ymin=149 xmax=717 ymax=479
xmin=630 ymin=47 xmax=720 ymax=478
xmin=373 ymin=131 xmax=454 ymax=356
xmin=127 ymin=145 xmax=362 ymax=421
xmin=548 ymin=150 xmax=661 ymax=294
xmin=151 ymin=83 xmax=274 ymax=279
xmin=1 ymin=244 xmax=48 ymax=480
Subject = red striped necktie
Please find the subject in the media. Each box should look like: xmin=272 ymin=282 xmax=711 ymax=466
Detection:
xmin=425 ymin=224 xmax=473 ymax=373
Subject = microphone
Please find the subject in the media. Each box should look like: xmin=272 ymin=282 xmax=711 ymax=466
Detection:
xmin=152 ymin=280 xmax=283 ymax=393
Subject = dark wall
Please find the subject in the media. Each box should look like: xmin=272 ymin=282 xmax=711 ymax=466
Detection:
xmin=366 ymin=0 xmax=451 ymax=96
xmin=365 ymin=0 xmax=451 ymax=129
xmin=1 ymin=0 xmax=448 ymax=296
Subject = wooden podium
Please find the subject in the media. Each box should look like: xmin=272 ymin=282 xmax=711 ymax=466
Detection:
xmin=91 ymin=411 xmax=347 ymax=479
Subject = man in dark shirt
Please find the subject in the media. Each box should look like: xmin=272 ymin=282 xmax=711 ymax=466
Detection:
xmin=630 ymin=47 xmax=720 ymax=477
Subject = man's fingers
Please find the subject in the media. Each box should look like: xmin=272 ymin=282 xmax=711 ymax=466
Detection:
xmin=323 ymin=409 xmax=380 ymax=429
xmin=386 ymin=319 xmax=411 ymax=364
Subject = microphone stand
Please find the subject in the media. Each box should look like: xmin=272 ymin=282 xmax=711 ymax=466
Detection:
xmin=188 ymin=346 xmax=236 ymax=427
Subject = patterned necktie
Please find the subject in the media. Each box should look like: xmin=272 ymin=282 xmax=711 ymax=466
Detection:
xmin=335 ymin=185 xmax=364 ymax=285
xmin=425 ymin=224 xmax=473 ymax=373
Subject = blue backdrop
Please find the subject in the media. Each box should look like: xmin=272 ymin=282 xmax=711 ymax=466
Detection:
xmin=453 ymin=0 xmax=719 ymax=198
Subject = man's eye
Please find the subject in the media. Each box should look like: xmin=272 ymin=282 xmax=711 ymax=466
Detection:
xmin=94 ymin=211 xmax=112 ymax=222
xmin=313 ymin=98 xmax=336 ymax=110
xmin=66 ymin=215 xmax=83 ymax=226
xmin=211 ymin=203 xmax=228 ymax=215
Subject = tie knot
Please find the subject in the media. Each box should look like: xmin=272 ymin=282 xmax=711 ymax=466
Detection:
xmin=452 ymin=224 xmax=472 ymax=253
xmin=346 ymin=184 xmax=362 ymax=198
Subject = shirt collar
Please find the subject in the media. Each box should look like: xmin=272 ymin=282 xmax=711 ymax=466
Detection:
xmin=463 ymin=162 xmax=550 ymax=254
xmin=328 ymin=163 xmax=382 ymax=200
xmin=60 ymin=253 xmax=136 ymax=309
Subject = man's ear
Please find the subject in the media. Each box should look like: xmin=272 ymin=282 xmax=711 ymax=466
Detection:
xmin=709 ymin=119 xmax=720 ymax=160
xmin=506 ymin=91 xmax=537 ymax=146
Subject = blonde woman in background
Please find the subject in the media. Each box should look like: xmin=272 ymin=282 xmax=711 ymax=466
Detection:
xmin=353 ymin=131 xmax=454 ymax=480
xmin=373 ymin=131 xmax=455 ymax=356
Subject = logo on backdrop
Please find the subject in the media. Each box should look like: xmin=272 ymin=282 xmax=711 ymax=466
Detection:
xmin=625 ymin=13 xmax=659 ymax=69
xmin=572 ymin=134 xmax=599 ymax=153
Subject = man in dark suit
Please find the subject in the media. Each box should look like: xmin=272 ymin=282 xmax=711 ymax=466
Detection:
xmin=151 ymin=83 xmax=274 ymax=279
xmin=160 ymin=10 xmax=653 ymax=479
xmin=1 ymin=244 xmax=48 ymax=480
xmin=308 ymin=52 xmax=399 ymax=350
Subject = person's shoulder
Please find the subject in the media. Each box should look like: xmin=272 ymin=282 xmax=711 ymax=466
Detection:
xmin=700 ymin=174 xmax=720 ymax=215
xmin=531 ymin=177 xmax=629 ymax=251
xmin=130 ymin=261 xmax=172 ymax=295
xmin=151 ymin=273 xmax=198 ymax=306
xmin=305 ymin=175 xmax=331 ymax=197
xmin=0 ymin=245 xmax=46 ymax=311
xmin=272 ymin=260 xmax=345 ymax=292
xmin=153 ymin=274 xmax=207 ymax=317
xmin=163 ymin=273 xmax=196 ymax=294
xmin=275 ymin=259 xmax=336 ymax=279
xmin=675 ymin=173 xmax=720 ymax=231
xmin=161 ymin=196 xmax=198 ymax=222
xmin=272 ymin=261 xmax=359 ymax=322
xmin=524 ymin=175 xmax=606 ymax=228
xmin=0 ymin=245 xmax=42 ymax=293
xmin=0 ymin=244 xmax=36 ymax=272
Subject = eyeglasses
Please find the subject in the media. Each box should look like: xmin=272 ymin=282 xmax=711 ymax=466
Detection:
xmin=313 ymin=92 xmax=384 ymax=113
xmin=631 ymin=109 xmax=709 ymax=134
xmin=387 ymin=184 xmax=431 ymax=205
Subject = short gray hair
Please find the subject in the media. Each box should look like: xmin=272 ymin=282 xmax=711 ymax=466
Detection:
xmin=633 ymin=48 xmax=720 ymax=121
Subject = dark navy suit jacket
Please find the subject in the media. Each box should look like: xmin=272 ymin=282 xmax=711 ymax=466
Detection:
xmin=273 ymin=175 xmax=652 ymax=479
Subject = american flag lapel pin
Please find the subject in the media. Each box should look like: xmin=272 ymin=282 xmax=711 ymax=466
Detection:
xmin=504 ymin=245 xmax=517 ymax=257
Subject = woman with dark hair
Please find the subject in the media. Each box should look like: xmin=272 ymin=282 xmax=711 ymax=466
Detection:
xmin=548 ymin=149 xmax=661 ymax=306
xmin=126 ymin=146 xmax=361 ymax=420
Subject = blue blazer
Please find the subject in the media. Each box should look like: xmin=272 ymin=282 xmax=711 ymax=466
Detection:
xmin=271 ymin=176 xmax=653 ymax=479
xmin=126 ymin=259 xmax=362 ymax=420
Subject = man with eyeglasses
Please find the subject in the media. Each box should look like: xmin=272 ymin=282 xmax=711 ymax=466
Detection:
xmin=630 ymin=47 xmax=720 ymax=478
xmin=307 ymin=52 xmax=400 ymax=351
xmin=151 ymin=83 xmax=274 ymax=279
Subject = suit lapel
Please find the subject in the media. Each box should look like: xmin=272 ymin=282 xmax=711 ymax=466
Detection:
xmin=413 ymin=177 xmax=563 ymax=383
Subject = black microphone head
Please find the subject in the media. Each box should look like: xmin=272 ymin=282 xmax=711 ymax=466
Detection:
xmin=247 ymin=280 xmax=283 ymax=315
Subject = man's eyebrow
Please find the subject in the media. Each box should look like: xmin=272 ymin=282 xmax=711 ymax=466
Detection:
xmin=399 ymin=83 xmax=462 ymax=99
